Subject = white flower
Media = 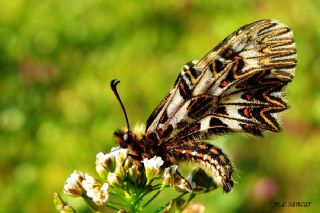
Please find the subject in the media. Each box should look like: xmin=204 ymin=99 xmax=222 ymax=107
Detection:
xmin=162 ymin=165 xmax=179 ymax=186
xmin=82 ymin=173 xmax=101 ymax=192
xmin=113 ymin=148 xmax=128 ymax=166
xmin=81 ymin=173 xmax=109 ymax=206
xmin=96 ymin=152 xmax=115 ymax=177
xmin=142 ymin=156 xmax=164 ymax=184
xmin=64 ymin=171 xmax=84 ymax=197
xmin=86 ymin=183 xmax=109 ymax=206
xmin=95 ymin=148 xmax=129 ymax=175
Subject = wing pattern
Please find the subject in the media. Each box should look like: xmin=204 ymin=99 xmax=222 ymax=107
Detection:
xmin=145 ymin=19 xmax=296 ymax=144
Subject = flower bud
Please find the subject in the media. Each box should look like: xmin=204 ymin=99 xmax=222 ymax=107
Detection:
xmin=81 ymin=173 xmax=109 ymax=206
xmin=64 ymin=171 xmax=85 ymax=197
xmin=114 ymin=166 xmax=126 ymax=180
xmin=142 ymin=156 xmax=164 ymax=184
xmin=82 ymin=173 xmax=101 ymax=192
xmin=127 ymin=164 xmax=139 ymax=183
xmin=86 ymin=183 xmax=109 ymax=206
xmin=162 ymin=165 xmax=179 ymax=187
xmin=53 ymin=192 xmax=76 ymax=213
xmin=127 ymin=163 xmax=146 ymax=187
xmin=173 ymin=176 xmax=195 ymax=193
xmin=122 ymin=155 xmax=133 ymax=170
xmin=114 ymin=148 xmax=128 ymax=166
xmin=107 ymin=172 xmax=124 ymax=188
xmin=96 ymin=152 xmax=116 ymax=178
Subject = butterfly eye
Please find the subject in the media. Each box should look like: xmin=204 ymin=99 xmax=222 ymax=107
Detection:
xmin=123 ymin=133 xmax=128 ymax=141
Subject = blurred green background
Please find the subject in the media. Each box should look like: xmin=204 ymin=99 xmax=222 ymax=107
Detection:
xmin=1 ymin=0 xmax=319 ymax=212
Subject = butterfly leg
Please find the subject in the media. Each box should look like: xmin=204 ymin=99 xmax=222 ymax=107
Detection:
xmin=122 ymin=153 xmax=142 ymax=167
xmin=175 ymin=169 xmax=193 ymax=190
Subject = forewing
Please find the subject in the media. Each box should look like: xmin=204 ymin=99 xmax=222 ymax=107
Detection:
xmin=145 ymin=19 xmax=296 ymax=143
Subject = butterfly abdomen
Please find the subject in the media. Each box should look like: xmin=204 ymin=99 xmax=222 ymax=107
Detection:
xmin=166 ymin=142 xmax=233 ymax=192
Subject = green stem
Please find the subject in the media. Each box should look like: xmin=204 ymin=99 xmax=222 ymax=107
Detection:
xmin=133 ymin=185 xmax=164 ymax=206
xmin=106 ymin=203 xmax=119 ymax=211
xmin=152 ymin=184 xmax=163 ymax=189
xmin=129 ymin=194 xmax=139 ymax=213
xmin=154 ymin=192 xmax=188 ymax=213
xmin=109 ymin=189 xmax=129 ymax=202
xmin=109 ymin=187 xmax=125 ymax=196
xmin=181 ymin=192 xmax=196 ymax=210
xmin=142 ymin=190 xmax=161 ymax=208
xmin=82 ymin=195 xmax=99 ymax=212
xmin=109 ymin=200 xmax=129 ymax=208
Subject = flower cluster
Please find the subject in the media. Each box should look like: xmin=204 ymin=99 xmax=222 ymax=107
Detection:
xmin=55 ymin=147 xmax=216 ymax=212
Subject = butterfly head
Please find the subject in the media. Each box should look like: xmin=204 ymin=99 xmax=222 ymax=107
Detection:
xmin=114 ymin=130 xmax=135 ymax=148
xmin=114 ymin=124 xmax=145 ymax=148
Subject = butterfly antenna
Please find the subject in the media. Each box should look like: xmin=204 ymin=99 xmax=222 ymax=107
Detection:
xmin=110 ymin=79 xmax=131 ymax=131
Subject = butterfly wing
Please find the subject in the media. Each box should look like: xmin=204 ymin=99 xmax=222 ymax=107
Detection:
xmin=145 ymin=19 xmax=296 ymax=144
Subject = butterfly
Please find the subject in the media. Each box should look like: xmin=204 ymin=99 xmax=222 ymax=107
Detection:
xmin=111 ymin=19 xmax=296 ymax=193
